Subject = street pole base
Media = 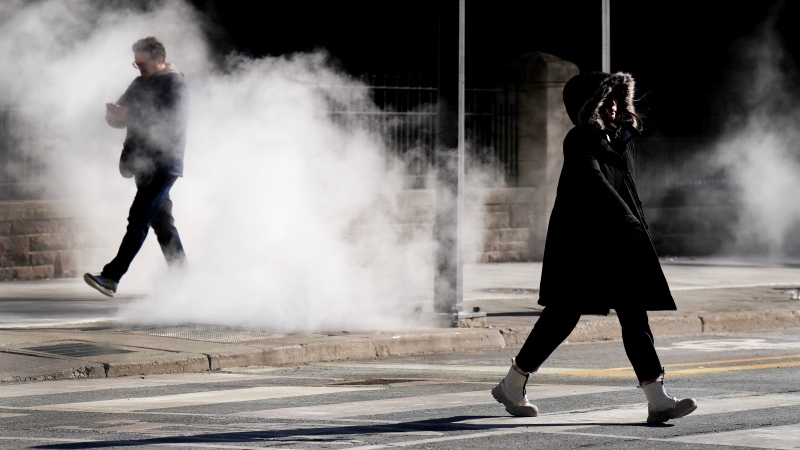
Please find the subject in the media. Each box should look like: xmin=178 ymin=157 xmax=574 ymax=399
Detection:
xmin=435 ymin=311 xmax=488 ymax=328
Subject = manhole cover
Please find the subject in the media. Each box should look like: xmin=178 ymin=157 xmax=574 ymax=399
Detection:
xmin=23 ymin=343 xmax=135 ymax=358
xmin=116 ymin=325 xmax=282 ymax=344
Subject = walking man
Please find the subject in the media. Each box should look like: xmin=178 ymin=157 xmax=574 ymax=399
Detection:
xmin=84 ymin=36 xmax=188 ymax=297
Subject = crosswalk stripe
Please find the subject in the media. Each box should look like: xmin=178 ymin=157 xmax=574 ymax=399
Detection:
xmin=666 ymin=423 xmax=800 ymax=448
xmin=342 ymin=393 xmax=800 ymax=449
xmin=29 ymin=386 xmax=382 ymax=413
xmin=7 ymin=376 xmax=800 ymax=449
xmin=0 ymin=373 xmax=268 ymax=398
xmin=232 ymin=384 xmax=630 ymax=419
xmin=462 ymin=392 xmax=800 ymax=426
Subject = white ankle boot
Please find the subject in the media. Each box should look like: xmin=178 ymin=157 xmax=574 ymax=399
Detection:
xmin=491 ymin=358 xmax=538 ymax=417
xmin=642 ymin=376 xmax=697 ymax=423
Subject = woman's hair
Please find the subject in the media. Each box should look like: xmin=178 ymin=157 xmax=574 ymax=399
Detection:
xmin=606 ymin=85 xmax=645 ymax=137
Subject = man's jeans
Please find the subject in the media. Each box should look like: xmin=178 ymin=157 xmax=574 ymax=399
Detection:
xmin=102 ymin=173 xmax=186 ymax=282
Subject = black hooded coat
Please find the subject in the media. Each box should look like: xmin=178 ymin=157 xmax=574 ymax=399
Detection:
xmin=537 ymin=72 xmax=676 ymax=313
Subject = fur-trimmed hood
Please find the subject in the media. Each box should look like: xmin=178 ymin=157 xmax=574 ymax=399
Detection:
xmin=563 ymin=71 xmax=641 ymax=134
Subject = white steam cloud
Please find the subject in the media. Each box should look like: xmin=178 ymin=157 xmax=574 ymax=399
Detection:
xmin=0 ymin=0 xmax=499 ymax=332
xmin=709 ymin=6 xmax=800 ymax=256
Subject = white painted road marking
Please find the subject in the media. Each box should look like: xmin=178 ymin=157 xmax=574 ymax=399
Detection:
xmin=667 ymin=423 xmax=800 ymax=449
xmin=463 ymin=392 xmax=800 ymax=427
xmin=29 ymin=386 xmax=382 ymax=413
xmin=233 ymin=385 xmax=630 ymax=419
xmin=0 ymin=373 xmax=268 ymax=398
xmin=339 ymin=393 xmax=800 ymax=449
xmin=657 ymin=339 xmax=800 ymax=352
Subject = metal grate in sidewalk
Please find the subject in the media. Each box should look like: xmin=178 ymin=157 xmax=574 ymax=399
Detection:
xmin=115 ymin=325 xmax=282 ymax=344
xmin=23 ymin=343 xmax=135 ymax=358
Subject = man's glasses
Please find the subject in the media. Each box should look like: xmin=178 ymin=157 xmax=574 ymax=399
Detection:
xmin=132 ymin=61 xmax=147 ymax=69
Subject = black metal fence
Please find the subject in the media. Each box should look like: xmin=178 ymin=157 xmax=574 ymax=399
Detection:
xmin=326 ymin=76 xmax=520 ymax=188
xmin=465 ymin=80 xmax=520 ymax=181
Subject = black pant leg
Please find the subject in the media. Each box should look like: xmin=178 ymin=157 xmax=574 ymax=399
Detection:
xmin=150 ymin=193 xmax=186 ymax=267
xmin=101 ymin=174 xmax=178 ymax=282
xmin=514 ymin=305 xmax=582 ymax=373
xmin=615 ymin=307 xmax=664 ymax=383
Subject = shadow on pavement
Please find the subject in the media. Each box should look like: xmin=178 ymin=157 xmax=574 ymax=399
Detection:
xmin=32 ymin=415 xmax=672 ymax=449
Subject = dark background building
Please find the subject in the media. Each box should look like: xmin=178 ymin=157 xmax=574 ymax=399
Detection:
xmin=187 ymin=0 xmax=800 ymax=137
xmin=182 ymin=0 xmax=800 ymax=258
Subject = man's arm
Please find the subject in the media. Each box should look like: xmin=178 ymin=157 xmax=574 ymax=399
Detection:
xmin=105 ymin=103 xmax=128 ymax=128
xmin=106 ymin=81 xmax=137 ymax=129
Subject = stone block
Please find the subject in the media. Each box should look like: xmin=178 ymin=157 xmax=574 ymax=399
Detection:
xmin=11 ymin=219 xmax=60 ymax=236
xmin=484 ymin=212 xmax=510 ymax=229
xmin=480 ymin=251 xmax=528 ymax=263
xmin=57 ymin=218 xmax=85 ymax=233
xmin=56 ymin=250 xmax=81 ymax=278
xmin=482 ymin=187 xmax=537 ymax=205
xmin=30 ymin=233 xmax=72 ymax=252
xmin=30 ymin=251 xmax=57 ymax=266
xmin=0 ymin=222 xmax=11 ymax=236
xmin=24 ymin=201 xmax=63 ymax=220
xmin=484 ymin=204 xmax=507 ymax=213
xmin=499 ymin=241 xmax=529 ymax=253
xmin=0 ymin=235 xmax=30 ymax=266
xmin=0 ymin=268 xmax=13 ymax=281
xmin=0 ymin=202 xmax=26 ymax=221
xmin=13 ymin=265 xmax=54 ymax=280
xmin=499 ymin=228 xmax=530 ymax=242
xmin=482 ymin=230 xmax=501 ymax=252
xmin=509 ymin=204 xmax=535 ymax=228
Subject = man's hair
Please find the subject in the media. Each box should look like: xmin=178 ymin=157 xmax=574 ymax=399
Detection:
xmin=132 ymin=36 xmax=166 ymax=61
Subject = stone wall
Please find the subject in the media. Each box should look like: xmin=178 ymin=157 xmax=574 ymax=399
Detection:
xmin=394 ymin=188 xmax=539 ymax=263
xmin=0 ymin=201 xmax=109 ymax=280
xmin=0 ymin=190 xmax=540 ymax=280
xmin=473 ymin=188 xmax=538 ymax=262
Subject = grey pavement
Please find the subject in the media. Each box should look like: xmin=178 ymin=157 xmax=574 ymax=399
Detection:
xmin=1 ymin=256 xmax=800 ymax=383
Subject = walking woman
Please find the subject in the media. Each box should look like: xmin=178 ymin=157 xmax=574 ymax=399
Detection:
xmin=492 ymin=71 xmax=697 ymax=424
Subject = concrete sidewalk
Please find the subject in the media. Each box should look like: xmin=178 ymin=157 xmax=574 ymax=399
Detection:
xmin=1 ymin=256 xmax=800 ymax=383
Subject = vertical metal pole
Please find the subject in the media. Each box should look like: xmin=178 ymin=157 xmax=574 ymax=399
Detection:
xmin=602 ymin=0 xmax=611 ymax=73
xmin=456 ymin=0 xmax=465 ymax=308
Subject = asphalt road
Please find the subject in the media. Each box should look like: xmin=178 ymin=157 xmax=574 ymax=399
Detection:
xmin=1 ymin=328 xmax=800 ymax=449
